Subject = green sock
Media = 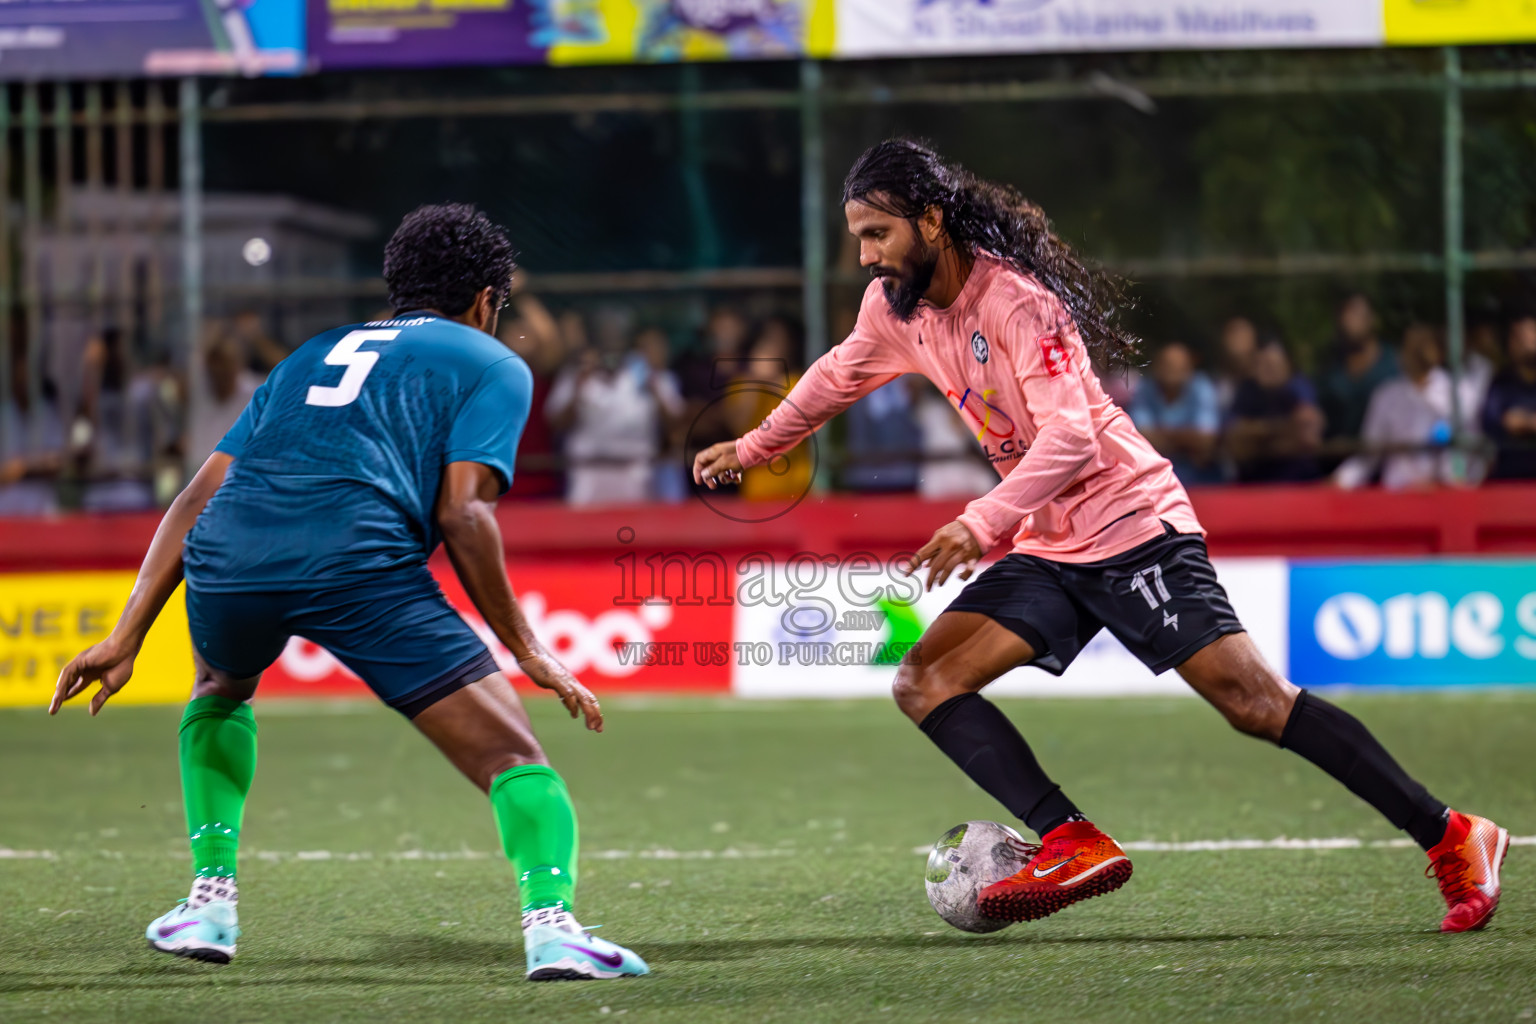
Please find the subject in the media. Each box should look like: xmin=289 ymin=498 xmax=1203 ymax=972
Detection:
xmin=490 ymin=764 xmax=578 ymax=914
xmin=179 ymin=695 xmax=258 ymax=879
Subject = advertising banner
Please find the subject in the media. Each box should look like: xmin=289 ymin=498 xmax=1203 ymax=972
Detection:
xmin=2 ymin=561 xmax=730 ymax=710
xmin=1289 ymin=560 xmax=1536 ymax=687
xmin=0 ymin=573 xmax=193 ymax=708
xmin=308 ymin=0 xmax=544 ymax=71
xmin=1384 ymin=0 xmax=1536 ymax=45
xmin=544 ymin=0 xmax=835 ymax=64
xmin=731 ymin=557 xmax=1289 ymax=698
xmin=258 ymin=560 xmax=734 ymax=697
xmin=18 ymin=556 xmax=1536 ymax=707
xmin=834 ymin=0 xmax=1382 ymax=58
xmin=0 ymin=0 xmax=304 ymax=80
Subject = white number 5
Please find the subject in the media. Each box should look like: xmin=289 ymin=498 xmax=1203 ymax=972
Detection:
xmin=305 ymin=329 xmax=397 ymax=408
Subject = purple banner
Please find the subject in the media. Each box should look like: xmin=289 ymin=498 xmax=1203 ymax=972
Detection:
xmin=308 ymin=0 xmax=545 ymax=70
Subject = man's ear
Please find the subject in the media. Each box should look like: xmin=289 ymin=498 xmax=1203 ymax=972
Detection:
xmin=919 ymin=205 xmax=946 ymax=245
xmin=473 ymin=286 xmax=497 ymax=332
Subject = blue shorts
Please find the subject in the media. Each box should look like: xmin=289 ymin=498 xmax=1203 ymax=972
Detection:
xmin=185 ymin=567 xmax=499 ymax=717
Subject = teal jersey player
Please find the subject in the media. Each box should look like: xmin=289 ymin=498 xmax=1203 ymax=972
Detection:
xmin=185 ymin=313 xmax=533 ymax=591
xmin=49 ymin=204 xmax=649 ymax=981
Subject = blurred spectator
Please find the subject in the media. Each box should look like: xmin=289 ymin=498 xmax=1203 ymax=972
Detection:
xmin=1228 ymin=337 xmax=1323 ymax=482
xmin=546 ymin=322 xmax=684 ymax=506
xmin=1482 ymin=313 xmax=1536 ymax=480
xmin=913 ymin=380 xmax=998 ymax=499
xmin=1214 ymin=316 xmax=1258 ymax=419
xmin=1462 ymin=316 xmax=1503 ymax=417
xmin=229 ymin=310 xmax=291 ymax=374
xmin=631 ymin=326 xmax=690 ymax=503
xmin=1097 ymin=362 xmax=1139 ymax=410
xmin=0 ymin=337 xmax=63 ymax=515
xmin=1129 ymin=342 xmax=1222 ymax=485
xmin=1317 ymin=293 xmax=1398 ymax=444
xmin=676 ymin=305 xmax=751 ymax=455
xmin=76 ymin=327 xmax=156 ymax=512
xmin=1334 ymin=323 xmax=1480 ymax=491
xmin=497 ymin=278 xmax=566 ymax=499
xmin=187 ymin=334 xmax=262 ymax=466
xmin=842 ymin=376 xmax=921 ymax=493
xmin=727 ymin=316 xmax=813 ymax=502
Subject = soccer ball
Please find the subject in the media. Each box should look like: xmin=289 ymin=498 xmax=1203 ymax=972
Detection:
xmin=923 ymin=820 xmax=1034 ymax=933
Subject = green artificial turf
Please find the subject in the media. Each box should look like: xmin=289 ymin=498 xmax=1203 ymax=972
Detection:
xmin=1 ymin=693 xmax=1532 ymax=1023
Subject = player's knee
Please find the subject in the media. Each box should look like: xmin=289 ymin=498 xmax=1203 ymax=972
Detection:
xmin=1210 ymin=679 xmax=1286 ymax=741
xmin=190 ymin=677 xmax=256 ymax=703
xmin=478 ymin=748 xmax=550 ymax=792
xmin=891 ymin=662 xmax=957 ymax=723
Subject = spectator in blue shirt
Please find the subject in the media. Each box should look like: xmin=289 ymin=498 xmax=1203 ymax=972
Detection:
xmin=1483 ymin=312 xmax=1536 ymax=480
xmin=1229 ymin=336 xmax=1324 ymax=483
xmin=1129 ymin=341 xmax=1223 ymax=485
xmin=843 ymin=376 xmax=922 ymax=493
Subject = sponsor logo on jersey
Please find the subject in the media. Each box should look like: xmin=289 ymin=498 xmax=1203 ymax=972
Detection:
xmin=946 ymin=385 xmax=1026 ymax=464
xmin=364 ymin=315 xmax=437 ymax=329
xmin=1039 ymin=334 xmax=1070 ymax=377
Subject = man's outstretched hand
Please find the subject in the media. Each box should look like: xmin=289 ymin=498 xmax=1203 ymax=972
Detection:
xmin=50 ymin=638 xmax=138 ymax=716
xmin=906 ymin=521 xmax=984 ymax=592
xmin=518 ymin=651 xmax=604 ymax=733
xmin=692 ymin=441 xmax=743 ymax=489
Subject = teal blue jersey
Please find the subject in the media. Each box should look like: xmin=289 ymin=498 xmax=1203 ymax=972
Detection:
xmin=184 ymin=313 xmax=533 ymax=592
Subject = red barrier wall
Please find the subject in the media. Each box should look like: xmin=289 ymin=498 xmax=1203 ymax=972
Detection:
xmin=1 ymin=484 xmax=1533 ymax=572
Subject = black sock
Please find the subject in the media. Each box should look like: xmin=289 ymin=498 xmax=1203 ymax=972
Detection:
xmin=1279 ymin=690 xmax=1449 ymax=850
xmin=918 ymin=693 xmax=1082 ymax=838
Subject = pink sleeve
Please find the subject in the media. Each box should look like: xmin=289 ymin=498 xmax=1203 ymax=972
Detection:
xmin=955 ymin=298 xmax=1098 ymax=551
xmin=735 ymin=298 xmax=913 ymax=469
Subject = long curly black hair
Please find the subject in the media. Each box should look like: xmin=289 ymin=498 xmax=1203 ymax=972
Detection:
xmin=383 ymin=203 xmax=517 ymax=316
xmin=842 ymin=139 xmax=1140 ymax=369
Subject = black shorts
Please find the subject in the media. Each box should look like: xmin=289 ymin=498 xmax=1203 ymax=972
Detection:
xmin=944 ymin=523 xmax=1243 ymax=676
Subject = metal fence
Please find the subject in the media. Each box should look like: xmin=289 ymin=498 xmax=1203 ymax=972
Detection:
xmin=0 ymin=46 xmax=1532 ymax=507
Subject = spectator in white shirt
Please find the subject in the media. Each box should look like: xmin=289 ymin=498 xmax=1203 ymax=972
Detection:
xmin=188 ymin=334 xmax=263 ymax=465
xmin=1334 ymin=323 xmax=1481 ymax=491
xmin=547 ymin=327 xmax=685 ymax=506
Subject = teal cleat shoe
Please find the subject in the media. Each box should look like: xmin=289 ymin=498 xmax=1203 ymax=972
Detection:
xmin=146 ymin=898 xmax=240 ymax=964
xmin=522 ymin=909 xmax=649 ymax=981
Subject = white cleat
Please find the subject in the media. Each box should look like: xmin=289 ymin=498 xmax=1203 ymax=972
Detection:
xmin=522 ymin=908 xmax=649 ymax=981
xmin=145 ymin=898 xmax=240 ymax=964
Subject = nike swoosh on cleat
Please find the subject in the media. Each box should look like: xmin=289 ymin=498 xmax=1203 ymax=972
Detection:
xmin=1032 ymin=856 xmax=1080 ymax=879
xmin=157 ymin=921 xmax=200 ymax=938
xmin=563 ymin=943 xmax=624 ymax=968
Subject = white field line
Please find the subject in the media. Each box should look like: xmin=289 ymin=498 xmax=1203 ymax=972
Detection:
xmin=3 ymin=836 xmax=1534 ymax=864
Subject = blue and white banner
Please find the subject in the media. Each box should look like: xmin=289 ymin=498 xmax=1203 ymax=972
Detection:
xmin=730 ymin=555 xmax=1536 ymax=696
xmin=732 ymin=557 xmax=1289 ymax=697
xmin=834 ymin=0 xmax=1382 ymax=58
xmin=1289 ymin=561 xmax=1536 ymax=688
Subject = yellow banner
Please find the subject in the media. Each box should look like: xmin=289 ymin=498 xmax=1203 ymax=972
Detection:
xmin=1385 ymin=0 xmax=1536 ymax=44
xmin=0 ymin=573 xmax=193 ymax=709
xmin=547 ymin=0 xmax=835 ymax=65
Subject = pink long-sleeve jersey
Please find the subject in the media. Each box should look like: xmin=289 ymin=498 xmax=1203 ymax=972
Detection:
xmin=735 ymin=253 xmax=1203 ymax=563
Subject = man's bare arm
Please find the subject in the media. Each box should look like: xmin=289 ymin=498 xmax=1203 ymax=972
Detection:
xmin=50 ymin=453 xmax=232 ymax=714
xmin=435 ymin=460 xmax=603 ymax=731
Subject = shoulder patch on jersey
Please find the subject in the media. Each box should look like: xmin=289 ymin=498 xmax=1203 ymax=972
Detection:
xmin=1038 ymin=334 xmax=1071 ymax=378
xmin=970 ymin=331 xmax=990 ymax=364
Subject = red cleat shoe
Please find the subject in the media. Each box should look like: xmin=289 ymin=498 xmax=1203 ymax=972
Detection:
xmin=1427 ymin=810 xmax=1509 ymax=933
xmin=976 ymin=820 xmax=1132 ymax=923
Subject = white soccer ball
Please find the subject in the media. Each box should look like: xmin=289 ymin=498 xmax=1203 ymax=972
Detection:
xmin=924 ymin=820 xmax=1034 ymax=933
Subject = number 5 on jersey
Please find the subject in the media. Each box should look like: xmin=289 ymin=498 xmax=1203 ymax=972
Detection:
xmin=305 ymin=329 xmax=398 ymax=408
